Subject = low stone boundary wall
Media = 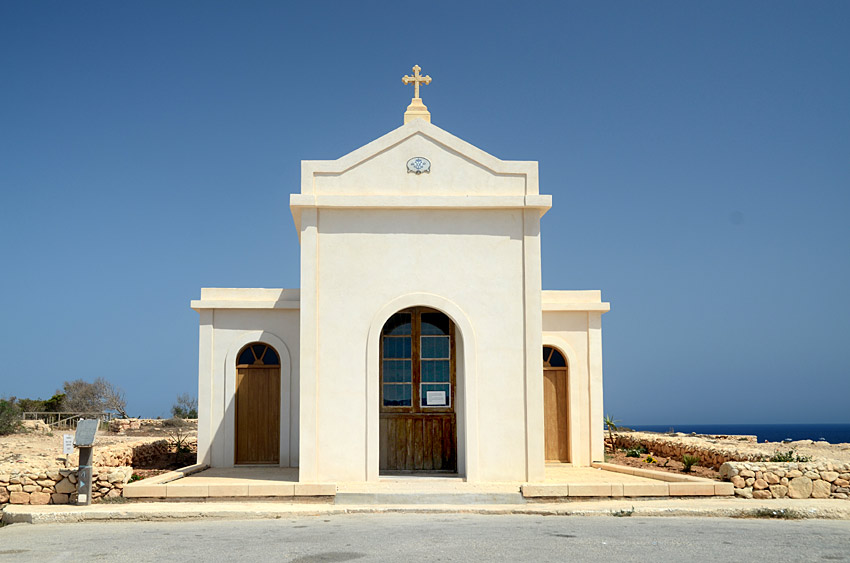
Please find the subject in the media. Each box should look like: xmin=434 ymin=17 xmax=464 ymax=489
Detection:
xmin=108 ymin=418 xmax=198 ymax=433
xmin=612 ymin=432 xmax=761 ymax=467
xmin=93 ymin=438 xmax=175 ymax=467
xmin=0 ymin=467 xmax=132 ymax=505
xmin=720 ymin=461 xmax=850 ymax=500
xmin=1 ymin=437 xmax=197 ymax=505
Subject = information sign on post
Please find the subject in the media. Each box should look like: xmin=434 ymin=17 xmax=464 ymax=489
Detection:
xmin=74 ymin=419 xmax=99 ymax=506
xmin=63 ymin=434 xmax=74 ymax=455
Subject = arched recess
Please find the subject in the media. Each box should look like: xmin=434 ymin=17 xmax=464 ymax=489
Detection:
xmin=224 ymin=331 xmax=293 ymax=467
xmin=541 ymin=335 xmax=581 ymax=465
xmin=542 ymin=345 xmax=569 ymax=462
xmin=366 ymin=293 xmax=478 ymax=482
xmin=234 ymin=342 xmax=281 ymax=464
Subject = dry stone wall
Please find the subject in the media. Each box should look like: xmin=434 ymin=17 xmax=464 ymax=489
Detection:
xmin=720 ymin=461 xmax=850 ymax=500
xmin=612 ymin=432 xmax=763 ymax=467
xmin=92 ymin=438 xmax=173 ymax=467
xmin=108 ymin=418 xmax=197 ymax=433
xmin=1 ymin=437 xmax=195 ymax=505
xmin=0 ymin=466 xmax=132 ymax=505
xmin=612 ymin=431 xmax=849 ymax=501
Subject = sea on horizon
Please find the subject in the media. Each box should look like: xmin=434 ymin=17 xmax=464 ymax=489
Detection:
xmin=627 ymin=423 xmax=850 ymax=445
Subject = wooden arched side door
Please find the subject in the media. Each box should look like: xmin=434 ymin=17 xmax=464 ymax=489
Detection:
xmin=235 ymin=343 xmax=280 ymax=465
xmin=379 ymin=307 xmax=457 ymax=473
xmin=543 ymin=345 xmax=570 ymax=462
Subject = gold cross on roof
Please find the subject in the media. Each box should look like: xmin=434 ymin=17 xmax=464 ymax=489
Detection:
xmin=402 ymin=65 xmax=431 ymax=99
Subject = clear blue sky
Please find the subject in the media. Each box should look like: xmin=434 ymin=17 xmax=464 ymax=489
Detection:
xmin=1 ymin=1 xmax=848 ymax=424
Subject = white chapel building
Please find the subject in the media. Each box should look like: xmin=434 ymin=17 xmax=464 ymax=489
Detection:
xmin=191 ymin=67 xmax=610 ymax=484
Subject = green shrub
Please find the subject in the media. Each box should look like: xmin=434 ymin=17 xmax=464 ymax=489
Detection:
xmin=682 ymin=454 xmax=700 ymax=472
xmin=767 ymin=449 xmax=811 ymax=463
xmin=171 ymin=393 xmax=198 ymax=419
xmin=162 ymin=416 xmax=190 ymax=428
xmin=0 ymin=398 xmax=23 ymax=435
xmin=625 ymin=446 xmax=646 ymax=458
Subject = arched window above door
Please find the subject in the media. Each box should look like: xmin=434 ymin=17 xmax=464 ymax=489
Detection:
xmin=237 ymin=343 xmax=280 ymax=367
xmin=543 ymin=346 xmax=566 ymax=368
xmin=381 ymin=308 xmax=453 ymax=409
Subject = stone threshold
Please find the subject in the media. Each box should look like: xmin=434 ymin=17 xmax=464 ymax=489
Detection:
xmin=521 ymin=463 xmax=734 ymax=498
xmin=123 ymin=462 xmax=732 ymax=503
xmin=123 ymin=465 xmax=336 ymax=500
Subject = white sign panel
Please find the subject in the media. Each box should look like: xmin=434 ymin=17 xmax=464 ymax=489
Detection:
xmin=426 ymin=391 xmax=446 ymax=406
xmin=62 ymin=434 xmax=74 ymax=454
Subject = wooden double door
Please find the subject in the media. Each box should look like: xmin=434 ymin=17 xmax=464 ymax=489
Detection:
xmin=379 ymin=308 xmax=457 ymax=472
xmin=235 ymin=343 xmax=281 ymax=465
xmin=543 ymin=346 xmax=570 ymax=462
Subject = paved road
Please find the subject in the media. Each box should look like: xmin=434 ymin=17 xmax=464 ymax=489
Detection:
xmin=1 ymin=513 xmax=848 ymax=562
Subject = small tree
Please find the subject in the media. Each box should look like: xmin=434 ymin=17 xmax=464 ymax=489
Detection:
xmin=100 ymin=379 xmax=129 ymax=418
xmin=43 ymin=393 xmax=66 ymax=412
xmin=0 ymin=398 xmax=23 ymax=435
xmin=15 ymin=397 xmax=46 ymax=413
xmin=62 ymin=379 xmax=104 ymax=413
xmin=171 ymin=393 xmax=198 ymax=419
xmin=61 ymin=378 xmax=128 ymax=417
xmin=603 ymin=414 xmax=620 ymax=452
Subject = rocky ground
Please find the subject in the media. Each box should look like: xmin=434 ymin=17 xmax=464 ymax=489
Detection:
xmin=607 ymin=450 xmax=721 ymax=479
xmin=0 ymin=420 xmax=197 ymax=474
xmin=617 ymin=430 xmax=850 ymax=465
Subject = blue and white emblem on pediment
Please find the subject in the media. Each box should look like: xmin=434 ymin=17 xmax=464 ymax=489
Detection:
xmin=406 ymin=157 xmax=431 ymax=174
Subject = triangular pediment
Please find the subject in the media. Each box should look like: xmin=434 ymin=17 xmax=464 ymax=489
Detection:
xmin=299 ymin=120 xmax=538 ymax=197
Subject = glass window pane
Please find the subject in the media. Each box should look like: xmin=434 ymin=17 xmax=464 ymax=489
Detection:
xmin=382 ymin=360 xmax=412 ymax=383
xmin=238 ymin=347 xmax=253 ymax=365
xmin=421 ymin=336 xmax=449 ymax=358
xmin=252 ymin=344 xmax=267 ymax=363
xmin=421 ymin=360 xmax=450 ymax=382
xmin=383 ymin=313 xmax=412 ymax=335
xmin=383 ymin=384 xmax=411 ymax=407
xmin=549 ymin=348 xmax=566 ymax=367
xmin=543 ymin=346 xmax=550 ymax=364
xmin=421 ymin=384 xmax=450 ymax=407
xmin=260 ymin=346 xmax=280 ymax=366
xmin=382 ymin=384 xmax=397 ymax=405
xmin=382 ymin=336 xmax=411 ymax=359
xmin=421 ymin=313 xmax=449 ymax=335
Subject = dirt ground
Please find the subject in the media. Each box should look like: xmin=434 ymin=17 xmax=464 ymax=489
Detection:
xmin=606 ymin=449 xmax=721 ymax=480
xmin=606 ymin=431 xmax=850 ymax=480
xmin=626 ymin=431 xmax=850 ymax=465
xmin=0 ymin=423 xmax=197 ymax=473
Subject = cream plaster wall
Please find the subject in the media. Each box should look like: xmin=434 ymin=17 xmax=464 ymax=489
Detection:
xmin=306 ymin=208 xmax=531 ymax=482
xmin=192 ymin=120 xmax=610 ymax=484
xmin=312 ymin=134 xmax=527 ymax=196
xmin=193 ymin=292 xmax=300 ymax=469
xmin=296 ymin=120 xmax=548 ymax=484
xmin=542 ymin=290 xmax=609 ymax=466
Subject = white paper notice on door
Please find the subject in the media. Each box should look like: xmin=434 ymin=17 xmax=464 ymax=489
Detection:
xmin=426 ymin=391 xmax=446 ymax=406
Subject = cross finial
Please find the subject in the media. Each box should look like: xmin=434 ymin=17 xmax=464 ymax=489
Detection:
xmin=402 ymin=65 xmax=432 ymax=124
xmin=402 ymin=65 xmax=431 ymax=99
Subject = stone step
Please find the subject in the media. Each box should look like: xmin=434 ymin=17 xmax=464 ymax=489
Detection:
xmin=334 ymin=493 xmax=526 ymax=505
xmin=335 ymin=492 xmax=527 ymax=505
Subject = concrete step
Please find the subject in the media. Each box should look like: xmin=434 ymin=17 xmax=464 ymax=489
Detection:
xmin=335 ymin=492 xmax=527 ymax=505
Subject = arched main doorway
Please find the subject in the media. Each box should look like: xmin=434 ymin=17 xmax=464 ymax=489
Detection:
xmin=379 ymin=307 xmax=457 ymax=473
xmin=235 ymin=342 xmax=281 ymax=464
xmin=543 ymin=345 xmax=570 ymax=462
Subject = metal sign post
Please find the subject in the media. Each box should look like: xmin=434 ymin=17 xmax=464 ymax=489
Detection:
xmin=74 ymin=419 xmax=98 ymax=506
